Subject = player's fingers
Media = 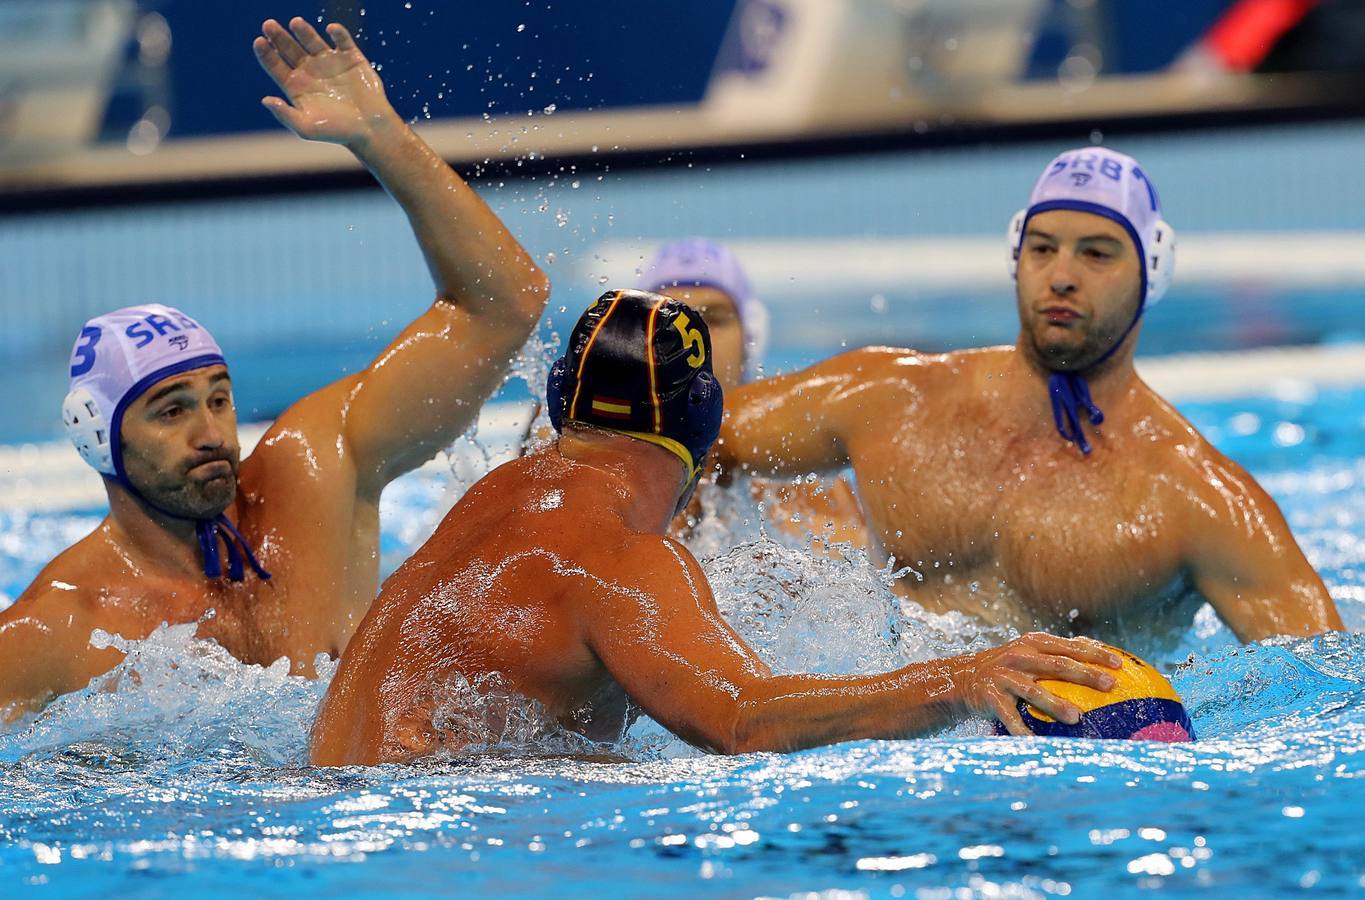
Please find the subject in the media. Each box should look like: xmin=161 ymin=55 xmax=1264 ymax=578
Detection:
xmin=1001 ymin=672 xmax=1081 ymax=725
xmin=1016 ymin=652 xmax=1116 ymax=691
xmin=1022 ymin=632 xmax=1121 ymax=668
xmin=327 ymin=22 xmax=359 ymax=51
xmin=261 ymin=96 xmax=306 ymax=135
xmin=252 ymin=37 xmax=293 ymax=89
xmin=289 ymin=16 xmax=331 ymax=54
xmin=988 ymin=687 xmax=1032 ymax=736
xmin=263 ymin=18 xmax=306 ymax=67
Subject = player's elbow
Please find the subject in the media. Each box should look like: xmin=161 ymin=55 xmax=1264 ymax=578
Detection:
xmin=512 ymin=268 xmax=551 ymax=326
xmin=706 ymin=691 xmax=794 ymax=755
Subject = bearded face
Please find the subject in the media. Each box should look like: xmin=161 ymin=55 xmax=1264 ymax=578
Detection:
xmin=1015 ymin=209 xmax=1144 ymax=372
xmin=117 ymin=366 xmax=240 ymax=518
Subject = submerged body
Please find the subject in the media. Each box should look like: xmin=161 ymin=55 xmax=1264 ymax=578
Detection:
xmin=721 ymin=343 xmax=1341 ymax=640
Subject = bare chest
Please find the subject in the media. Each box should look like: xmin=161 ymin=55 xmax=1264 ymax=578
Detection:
xmin=847 ymin=421 xmax=1184 ymax=621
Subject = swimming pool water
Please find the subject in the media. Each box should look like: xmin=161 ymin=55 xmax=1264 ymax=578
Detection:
xmin=1 ymin=381 xmax=1363 ymax=897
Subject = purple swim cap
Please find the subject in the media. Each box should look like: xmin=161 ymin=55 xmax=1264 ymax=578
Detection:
xmin=638 ymin=238 xmax=769 ymax=381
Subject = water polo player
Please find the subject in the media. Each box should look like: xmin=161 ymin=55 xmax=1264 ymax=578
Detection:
xmin=639 ymin=238 xmax=867 ymax=550
xmin=0 ymin=18 xmax=549 ymax=721
xmin=718 ymin=147 xmax=1342 ymax=643
xmin=310 ymin=289 xmax=1121 ymax=765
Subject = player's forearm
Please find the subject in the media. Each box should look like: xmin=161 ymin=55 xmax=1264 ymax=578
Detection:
xmin=349 ymin=114 xmax=549 ymax=323
xmin=726 ymin=658 xmax=971 ymax=753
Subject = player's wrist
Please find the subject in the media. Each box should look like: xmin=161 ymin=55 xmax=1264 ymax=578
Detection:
xmin=899 ymin=655 xmax=976 ymax=724
xmin=346 ymin=108 xmax=409 ymax=155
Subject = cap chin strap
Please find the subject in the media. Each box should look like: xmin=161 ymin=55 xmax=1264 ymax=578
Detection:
xmin=1046 ymin=299 xmax=1144 ymax=456
xmin=600 ymin=427 xmax=700 ymax=482
xmin=108 ymin=472 xmax=272 ymax=583
xmin=195 ymin=514 xmax=272 ymax=582
xmin=1009 ymin=205 xmax=1166 ymax=455
xmin=585 ymin=425 xmax=703 ymax=515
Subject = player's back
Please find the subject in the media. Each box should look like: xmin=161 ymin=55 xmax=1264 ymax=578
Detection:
xmin=310 ymin=448 xmax=634 ymax=764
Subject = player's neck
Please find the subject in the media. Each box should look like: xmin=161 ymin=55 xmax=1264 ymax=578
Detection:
xmin=557 ymin=429 xmax=684 ymax=533
xmin=1011 ymin=340 xmax=1141 ymax=417
xmin=104 ymin=483 xmax=214 ymax=579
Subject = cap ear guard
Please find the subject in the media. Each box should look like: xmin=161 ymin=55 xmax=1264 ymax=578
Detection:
xmin=681 ymin=367 xmax=724 ymax=469
xmin=62 ymin=387 xmax=115 ymax=475
xmin=1146 ymin=220 xmax=1176 ymax=305
xmin=545 ymin=356 xmax=569 ymax=432
xmin=1006 ymin=209 xmax=1027 ymax=280
xmin=1007 ymin=210 xmax=1176 ymax=306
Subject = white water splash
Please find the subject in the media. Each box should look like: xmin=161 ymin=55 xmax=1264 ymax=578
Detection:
xmin=0 ymin=622 xmax=334 ymax=766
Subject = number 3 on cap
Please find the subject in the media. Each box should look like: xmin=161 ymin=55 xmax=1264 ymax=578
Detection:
xmin=672 ymin=313 xmax=706 ymax=368
xmin=70 ymin=326 xmax=102 ymax=377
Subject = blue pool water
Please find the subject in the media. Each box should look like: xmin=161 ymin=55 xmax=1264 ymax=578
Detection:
xmin=1 ymin=368 xmax=1363 ymax=896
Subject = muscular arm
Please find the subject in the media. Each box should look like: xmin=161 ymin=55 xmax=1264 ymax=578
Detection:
xmin=581 ymin=537 xmax=1119 ymax=752
xmin=1183 ymin=452 xmax=1343 ymax=641
xmin=718 ymin=347 xmax=904 ymax=479
xmin=0 ymin=593 xmax=124 ymax=723
xmin=255 ymin=19 xmax=549 ymax=491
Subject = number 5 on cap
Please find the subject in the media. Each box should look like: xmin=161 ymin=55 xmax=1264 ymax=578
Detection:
xmin=672 ymin=313 xmax=706 ymax=368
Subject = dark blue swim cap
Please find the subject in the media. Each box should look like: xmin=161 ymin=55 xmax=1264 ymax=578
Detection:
xmin=547 ymin=289 xmax=724 ymax=497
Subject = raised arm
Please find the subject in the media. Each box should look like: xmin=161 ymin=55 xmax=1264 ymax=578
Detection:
xmin=1183 ymin=452 xmax=1343 ymax=641
xmin=718 ymin=347 xmax=903 ymax=479
xmin=582 ymin=537 xmax=1120 ymax=752
xmin=254 ymin=18 xmax=550 ymax=489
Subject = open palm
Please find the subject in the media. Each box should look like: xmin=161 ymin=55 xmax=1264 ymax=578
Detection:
xmin=253 ymin=18 xmax=393 ymax=146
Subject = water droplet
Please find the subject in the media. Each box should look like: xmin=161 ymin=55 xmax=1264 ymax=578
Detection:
xmin=516 ymin=23 xmax=526 ymax=32
xmin=542 ymin=103 xmax=557 ymax=115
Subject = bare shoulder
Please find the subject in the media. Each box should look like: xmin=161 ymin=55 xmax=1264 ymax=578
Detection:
xmin=239 ymin=374 xmax=360 ymax=480
xmin=575 ymin=532 xmax=706 ymax=605
xmin=1134 ymin=385 xmax=1277 ymax=515
xmin=1 ymin=536 xmax=122 ymax=669
xmin=6 ymin=526 xmax=116 ymax=621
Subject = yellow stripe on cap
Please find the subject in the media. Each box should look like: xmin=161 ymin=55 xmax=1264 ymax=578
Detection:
xmin=605 ymin=428 xmax=698 ymax=483
xmin=568 ymin=291 xmax=623 ymax=421
xmin=644 ymin=295 xmax=666 ymax=434
xmin=591 ymin=397 xmax=632 ymax=417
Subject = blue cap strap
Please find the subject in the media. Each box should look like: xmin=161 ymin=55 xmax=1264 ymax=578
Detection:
xmin=1049 ymin=371 xmax=1104 ymax=456
xmin=196 ymin=519 xmax=223 ymax=578
xmin=213 ymin=513 xmax=272 ymax=582
xmin=191 ymin=514 xmax=272 ymax=582
xmin=1043 ymin=278 xmax=1145 ymax=455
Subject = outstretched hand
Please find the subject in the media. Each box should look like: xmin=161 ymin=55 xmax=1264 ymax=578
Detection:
xmin=253 ymin=17 xmax=397 ymax=147
xmin=957 ymin=632 xmax=1121 ymax=736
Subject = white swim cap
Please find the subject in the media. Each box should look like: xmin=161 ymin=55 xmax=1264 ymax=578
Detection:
xmin=62 ymin=304 xmax=226 ymax=477
xmin=1007 ymin=147 xmax=1176 ymax=305
xmin=639 ymin=238 xmax=770 ymax=380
